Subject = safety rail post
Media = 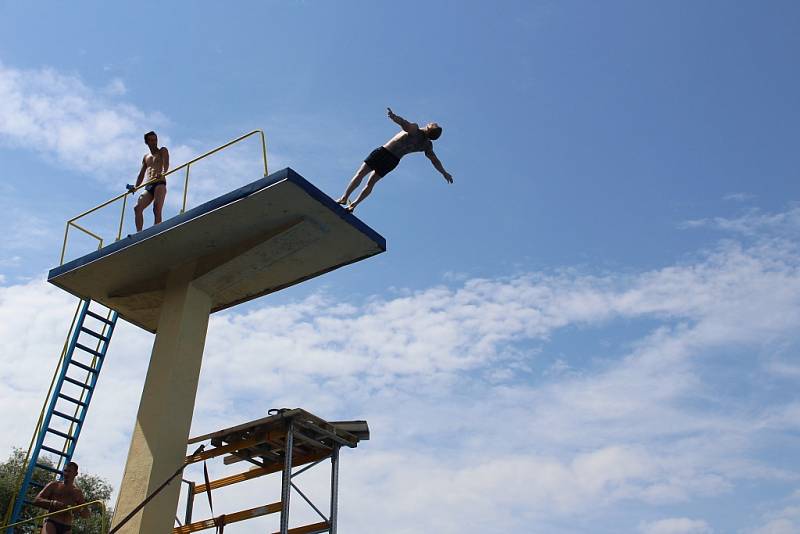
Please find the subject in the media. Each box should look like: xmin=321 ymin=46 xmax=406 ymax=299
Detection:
xmin=181 ymin=165 xmax=191 ymax=214
xmin=116 ymin=194 xmax=129 ymax=241
xmin=60 ymin=222 xmax=71 ymax=265
xmin=330 ymin=445 xmax=340 ymax=534
xmin=182 ymin=479 xmax=196 ymax=525
xmin=259 ymin=129 xmax=269 ymax=177
xmin=280 ymin=419 xmax=294 ymax=534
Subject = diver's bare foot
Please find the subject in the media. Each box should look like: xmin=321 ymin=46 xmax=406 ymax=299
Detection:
xmin=336 ymin=197 xmax=348 ymax=205
xmin=345 ymin=204 xmax=355 ymax=213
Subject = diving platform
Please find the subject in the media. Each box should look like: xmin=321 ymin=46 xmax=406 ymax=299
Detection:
xmin=48 ymin=168 xmax=386 ymax=333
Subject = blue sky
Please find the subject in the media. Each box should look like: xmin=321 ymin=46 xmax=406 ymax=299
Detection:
xmin=1 ymin=1 xmax=800 ymax=533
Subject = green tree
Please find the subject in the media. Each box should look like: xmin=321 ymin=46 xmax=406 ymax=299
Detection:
xmin=0 ymin=448 xmax=113 ymax=533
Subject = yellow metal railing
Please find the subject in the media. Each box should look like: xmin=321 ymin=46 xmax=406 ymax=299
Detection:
xmin=59 ymin=129 xmax=269 ymax=265
xmin=1 ymin=499 xmax=109 ymax=533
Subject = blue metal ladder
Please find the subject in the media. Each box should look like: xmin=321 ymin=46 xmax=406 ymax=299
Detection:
xmin=6 ymin=299 xmax=118 ymax=532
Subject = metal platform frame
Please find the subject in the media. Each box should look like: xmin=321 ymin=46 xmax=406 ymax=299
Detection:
xmin=174 ymin=408 xmax=369 ymax=534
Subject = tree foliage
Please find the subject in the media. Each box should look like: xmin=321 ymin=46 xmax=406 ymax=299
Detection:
xmin=0 ymin=448 xmax=113 ymax=533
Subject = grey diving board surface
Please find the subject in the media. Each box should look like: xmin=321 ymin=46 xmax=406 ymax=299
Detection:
xmin=48 ymin=168 xmax=386 ymax=333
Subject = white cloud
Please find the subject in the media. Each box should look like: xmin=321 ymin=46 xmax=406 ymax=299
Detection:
xmin=639 ymin=517 xmax=712 ymax=534
xmin=187 ymin=208 xmax=800 ymax=531
xmin=753 ymin=520 xmax=798 ymax=534
xmin=749 ymin=492 xmax=800 ymax=534
xmin=682 ymin=204 xmax=800 ymax=237
xmin=103 ymin=78 xmax=127 ymax=96
xmin=723 ymin=192 xmax=755 ymax=203
xmin=0 ymin=61 xmax=277 ymax=202
xmin=0 ymin=206 xmax=50 ymax=251
xmin=0 ymin=62 xmax=164 ymax=177
xmin=2 ymin=207 xmax=800 ymax=532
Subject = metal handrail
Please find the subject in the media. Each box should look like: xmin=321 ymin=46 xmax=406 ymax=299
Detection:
xmin=1 ymin=499 xmax=109 ymax=533
xmin=58 ymin=129 xmax=268 ymax=265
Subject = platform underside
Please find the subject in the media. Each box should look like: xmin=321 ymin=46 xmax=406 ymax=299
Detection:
xmin=48 ymin=168 xmax=385 ymax=333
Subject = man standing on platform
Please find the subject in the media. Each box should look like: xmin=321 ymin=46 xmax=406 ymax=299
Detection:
xmin=337 ymin=108 xmax=453 ymax=212
xmin=33 ymin=461 xmax=90 ymax=534
xmin=130 ymin=130 xmax=170 ymax=231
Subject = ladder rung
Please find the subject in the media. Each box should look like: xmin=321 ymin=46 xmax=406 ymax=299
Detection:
xmin=63 ymin=376 xmax=93 ymax=389
xmin=69 ymin=360 xmax=98 ymax=374
xmin=85 ymin=310 xmax=114 ymax=325
xmin=58 ymin=393 xmax=88 ymax=407
xmin=45 ymin=428 xmax=75 ymax=440
xmin=40 ymin=445 xmax=69 ymax=457
xmin=35 ymin=463 xmax=62 ymax=475
xmin=52 ymin=410 xmax=81 ymax=424
xmin=75 ymin=342 xmax=104 ymax=358
xmin=80 ymin=327 xmax=109 ymax=342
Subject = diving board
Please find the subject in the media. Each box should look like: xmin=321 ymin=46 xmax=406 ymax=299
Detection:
xmin=48 ymin=168 xmax=386 ymax=333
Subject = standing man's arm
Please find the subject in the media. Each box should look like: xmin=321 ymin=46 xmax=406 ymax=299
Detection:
xmin=425 ymin=147 xmax=454 ymax=183
xmin=160 ymin=147 xmax=170 ymax=177
xmin=387 ymin=107 xmax=419 ymax=133
xmin=33 ymin=482 xmax=62 ymax=511
xmin=134 ymin=157 xmax=147 ymax=188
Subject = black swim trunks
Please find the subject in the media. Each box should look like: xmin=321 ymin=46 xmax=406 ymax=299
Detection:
xmin=364 ymin=147 xmax=400 ymax=177
xmin=44 ymin=519 xmax=72 ymax=534
xmin=144 ymin=180 xmax=167 ymax=195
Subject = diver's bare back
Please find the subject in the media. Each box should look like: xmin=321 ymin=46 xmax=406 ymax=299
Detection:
xmin=382 ymin=123 xmax=433 ymax=158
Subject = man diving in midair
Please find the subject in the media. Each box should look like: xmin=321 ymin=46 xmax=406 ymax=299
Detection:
xmin=337 ymin=108 xmax=453 ymax=212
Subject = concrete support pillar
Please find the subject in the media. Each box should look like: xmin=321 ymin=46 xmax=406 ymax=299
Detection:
xmin=111 ymin=264 xmax=211 ymax=534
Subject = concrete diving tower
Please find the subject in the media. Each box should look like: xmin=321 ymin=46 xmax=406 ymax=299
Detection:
xmin=47 ymin=168 xmax=385 ymax=533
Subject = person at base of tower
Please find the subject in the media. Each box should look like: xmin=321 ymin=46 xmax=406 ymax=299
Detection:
xmin=336 ymin=107 xmax=453 ymax=212
xmin=131 ymin=130 xmax=170 ymax=232
xmin=33 ymin=461 xmax=90 ymax=534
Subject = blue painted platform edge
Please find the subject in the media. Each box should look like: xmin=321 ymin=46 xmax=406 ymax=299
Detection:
xmin=283 ymin=168 xmax=386 ymax=250
xmin=48 ymin=167 xmax=386 ymax=281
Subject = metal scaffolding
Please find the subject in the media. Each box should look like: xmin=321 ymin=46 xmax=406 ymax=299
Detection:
xmin=174 ymin=408 xmax=369 ymax=534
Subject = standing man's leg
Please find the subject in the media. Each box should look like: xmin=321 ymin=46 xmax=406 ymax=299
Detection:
xmin=152 ymin=184 xmax=167 ymax=226
xmin=347 ymin=171 xmax=382 ymax=212
xmin=134 ymin=192 xmax=155 ymax=232
xmin=336 ymin=163 xmax=372 ymax=205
